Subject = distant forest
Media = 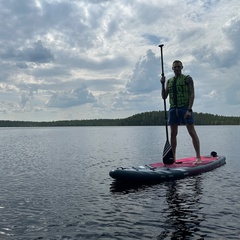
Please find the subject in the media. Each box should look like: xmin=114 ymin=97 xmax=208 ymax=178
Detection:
xmin=1 ymin=111 xmax=240 ymax=127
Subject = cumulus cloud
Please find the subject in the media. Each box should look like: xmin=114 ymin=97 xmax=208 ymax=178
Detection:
xmin=46 ymin=83 xmax=96 ymax=108
xmin=126 ymin=49 xmax=160 ymax=93
xmin=2 ymin=41 xmax=54 ymax=63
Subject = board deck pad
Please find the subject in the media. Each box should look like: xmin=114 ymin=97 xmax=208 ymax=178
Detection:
xmin=150 ymin=155 xmax=217 ymax=168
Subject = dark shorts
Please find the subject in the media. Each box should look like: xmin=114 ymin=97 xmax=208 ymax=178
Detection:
xmin=168 ymin=106 xmax=194 ymax=125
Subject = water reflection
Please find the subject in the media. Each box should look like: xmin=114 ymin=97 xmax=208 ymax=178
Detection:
xmin=158 ymin=176 xmax=205 ymax=240
xmin=110 ymin=178 xmax=205 ymax=239
xmin=110 ymin=181 xmax=151 ymax=194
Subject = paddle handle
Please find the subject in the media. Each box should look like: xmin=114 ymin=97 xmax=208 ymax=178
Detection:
xmin=158 ymin=44 xmax=165 ymax=77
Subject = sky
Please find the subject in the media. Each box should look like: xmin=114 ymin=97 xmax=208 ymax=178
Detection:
xmin=0 ymin=0 xmax=240 ymax=121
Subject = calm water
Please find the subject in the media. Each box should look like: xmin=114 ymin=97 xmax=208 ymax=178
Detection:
xmin=0 ymin=126 xmax=239 ymax=239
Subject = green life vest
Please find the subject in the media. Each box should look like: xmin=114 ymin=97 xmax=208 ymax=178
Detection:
xmin=168 ymin=74 xmax=189 ymax=108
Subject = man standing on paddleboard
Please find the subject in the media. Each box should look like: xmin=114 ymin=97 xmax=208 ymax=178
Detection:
xmin=160 ymin=60 xmax=202 ymax=164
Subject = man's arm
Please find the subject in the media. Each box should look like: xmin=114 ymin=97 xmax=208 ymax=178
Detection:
xmin=186 ymin=76 xmax=195 ymax=110
xmin=160 ymin=77 xmax=169 ymax=99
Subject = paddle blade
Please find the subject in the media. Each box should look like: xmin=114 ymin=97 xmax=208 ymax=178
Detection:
xmin=163 ymin=140 xmax=174 ymax=164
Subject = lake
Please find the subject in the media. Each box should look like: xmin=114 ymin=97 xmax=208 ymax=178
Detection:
xmin=0 ymin=126 xmax=239 ymax=239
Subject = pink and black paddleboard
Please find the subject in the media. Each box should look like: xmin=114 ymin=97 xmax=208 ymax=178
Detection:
xmin=109 ymin=152 xmax=226 ymax=184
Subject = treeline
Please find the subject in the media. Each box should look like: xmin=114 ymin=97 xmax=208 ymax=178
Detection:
xmin=0 ymin=111 xmax=240 ymax=127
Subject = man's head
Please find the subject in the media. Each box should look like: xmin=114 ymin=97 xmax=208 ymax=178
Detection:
xmin=172 ymin=60 xmax=183 ymax=76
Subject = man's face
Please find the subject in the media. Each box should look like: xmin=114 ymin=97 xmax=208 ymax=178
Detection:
xmin=172 ymin=62 xmax=183 ymax=76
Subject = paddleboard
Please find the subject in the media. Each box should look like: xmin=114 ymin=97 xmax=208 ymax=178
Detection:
xmin=109 ymin=152 xmax=226 ymax=184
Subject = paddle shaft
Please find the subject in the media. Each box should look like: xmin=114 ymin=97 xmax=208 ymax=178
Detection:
xmin=159 ymin=44 xmax=169 ymax=142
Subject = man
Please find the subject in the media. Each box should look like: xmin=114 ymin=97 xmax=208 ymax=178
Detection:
xmin=160 ymin=60 xmax=201 ymax=164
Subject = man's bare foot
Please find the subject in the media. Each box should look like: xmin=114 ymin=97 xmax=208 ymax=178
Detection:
xmin=195 ymin=158 xmax=202 ymax=165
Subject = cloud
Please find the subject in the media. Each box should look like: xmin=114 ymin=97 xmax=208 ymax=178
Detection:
xmin=126 ymin=49 xmax=160 ymax=93
xmin=222 ymin=15 xmax=240 ymax=47
xmin=20 ymin=92 xmax=32 ymax=108
xmin=2 ymin=40 xmax=54 ymax=63
xmin=111 ymin=90 xmax=160 ymax=113
xmin=46 ymin=83 xmax=96 ymax=108
xmin=190 ymin=14 xmax=240 ymax=69
xmin=0 ymin=0 xmax=240 ymax=121
xmin=143 ymin=34 xmax=161 ymax=45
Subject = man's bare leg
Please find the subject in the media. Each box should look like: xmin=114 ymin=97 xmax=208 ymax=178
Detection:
xmin=170 ymin=124 xmax=178 ymax=161
xmin=186 ymin=124 xmax=201 ymax=164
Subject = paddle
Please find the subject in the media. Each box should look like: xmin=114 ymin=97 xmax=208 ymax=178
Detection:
xmin=158 ymin=44 xmax=174 ymax=164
